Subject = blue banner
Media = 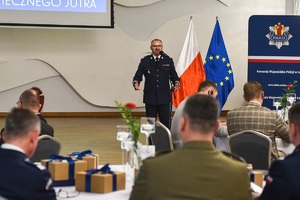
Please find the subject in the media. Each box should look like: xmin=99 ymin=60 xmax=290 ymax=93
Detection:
xmin=248 ymin=15 xmax=300 ymax=109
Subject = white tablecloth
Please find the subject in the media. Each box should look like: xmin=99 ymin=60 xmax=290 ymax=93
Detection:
xmin=55 ymin=165 xmax=132 ymax=200
xmin=276 ymin=138 xmax=295 ymax=155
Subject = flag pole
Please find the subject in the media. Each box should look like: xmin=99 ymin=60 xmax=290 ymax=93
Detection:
xmin=190 ymin=16 xmax=193 ymax=21
xmin=216 ymin=16 xmax=218 ymax=21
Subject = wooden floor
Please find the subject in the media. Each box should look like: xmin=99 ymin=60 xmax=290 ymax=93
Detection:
xmin=0 ymin=115 xmax=226 ymax=165
xmin=0 ymin=117 xmax=145 ymax=165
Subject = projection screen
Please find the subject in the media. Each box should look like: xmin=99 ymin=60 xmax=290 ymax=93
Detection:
xmin=0 ymin=0 xmax=114 ymax=28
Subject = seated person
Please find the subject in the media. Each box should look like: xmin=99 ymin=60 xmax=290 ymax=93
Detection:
xmin=0 ymin=108 xmax=56 ymax=200
xmin=31 ymin=86 xmax=48 ymax=123
xmin=0 ymin=89 xmax=54 ymax=144
xmin=258 ymin=102 xmax=300 ymax=199
xmin=227 ymin=81 xmax=290 ymax=160
xmin=130 ymin=94 xmax=252 ymax=200
xmin=17 ymin=88 xmax=54 ymax=137
xmin=171 ymin=80 xmax=228 ymax=149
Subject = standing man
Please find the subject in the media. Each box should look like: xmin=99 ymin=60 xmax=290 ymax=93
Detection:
xmin=258 ymin=102 xmax=300 ymax=199
xmin=129 ymin=94 xmax=251 ymax=200
xmin=0 ymin=108 xmax=56 ymax=200
xmin=133 ymin=39 xmax=180 ymax=129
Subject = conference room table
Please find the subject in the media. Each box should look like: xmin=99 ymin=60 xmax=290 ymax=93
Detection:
xmin=53 ymin=138 xmax=294 ymax=199
xmin=54 ymin=165 xmax=132 ymax=200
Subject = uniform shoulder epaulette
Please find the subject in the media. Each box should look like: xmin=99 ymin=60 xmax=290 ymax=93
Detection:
xmin=142 ymin=55 xmax=152 ymax=59
xmin=24 ymin=158 xmax=44 ymax=171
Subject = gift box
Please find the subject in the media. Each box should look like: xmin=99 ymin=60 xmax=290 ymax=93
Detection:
xmin=41 ymin=155 xmax=87 ymax=186
xmin=75 ymin=164 xmax=125 ymax=193
xmin=249 ymin=170 xmax=264 ymax=187
xmin=69 ymin=150 xmax=99 ymax=170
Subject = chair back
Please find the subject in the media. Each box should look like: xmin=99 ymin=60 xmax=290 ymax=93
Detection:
xmin=31 ymin=135 xmax=61 ymax=163
xmin=150 ymin=121 xmax=174 ymax=152
xmin=228 ymin=130 xmax=272 ymax=170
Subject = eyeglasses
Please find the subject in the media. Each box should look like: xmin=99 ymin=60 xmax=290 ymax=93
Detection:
xmin=151 ymin=45 xmax=162 ymax=48
xmin=56 ymin=189 xmax=80 ymax=199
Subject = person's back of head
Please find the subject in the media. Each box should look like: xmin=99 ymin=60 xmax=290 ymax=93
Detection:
xmin=197 ymin=80 xmax=218 ymax=97
xmin=180 ymin=94 xmax=219 ymax=142
xmin=31 ymin=86 xmax=44 ymax=113
xmin=243 ymin=81 xmax=264 ymax=102
xmin=18 ymin=89 xmax=40 ymax=112
xmin=288 ymin=102 xmax=300 ymax=145
xmin=4 ymin=108 xmax=41 ymax=157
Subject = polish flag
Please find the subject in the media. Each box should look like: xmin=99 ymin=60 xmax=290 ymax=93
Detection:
xmin=172 ymin=19 xmax=206 ymax=108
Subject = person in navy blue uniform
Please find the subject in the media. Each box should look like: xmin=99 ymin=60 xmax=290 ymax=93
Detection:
xmin=258 ymin=102 xmax=300 ymax=200
xmin=133 ymin=39 xmax=180 ymax=128
xmin=0 ymin=108 xmax=56 ymax=200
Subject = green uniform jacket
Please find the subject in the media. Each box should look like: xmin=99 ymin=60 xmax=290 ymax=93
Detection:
xmin=130 ymin=141 xmax=252 ymax=200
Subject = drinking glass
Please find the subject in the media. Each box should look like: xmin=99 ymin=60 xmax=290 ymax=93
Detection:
xmin=273 ymin=97 xmax=282 ymax=111
xmin=116 ymin=125 xmax=131 ymax=171
xmin=287 ymin=93 xmax=296 ymax=105
xmin=140 ymin=117 xmax=155 ymax=146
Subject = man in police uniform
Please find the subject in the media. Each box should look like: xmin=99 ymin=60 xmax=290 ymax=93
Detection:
xmin=258 ymin=102 xmax=300 ymax=199
xmin=0 ymin=108 xmax=56 ymax=200
xmin=133 ymin=39 xmax=180 ymax=128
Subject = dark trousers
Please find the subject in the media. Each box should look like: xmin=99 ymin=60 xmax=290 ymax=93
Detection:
xmin=145 ymin=104 xmax=171 ymax=129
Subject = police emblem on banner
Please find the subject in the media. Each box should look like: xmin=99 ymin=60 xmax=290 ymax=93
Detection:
xmin=266 ymin=22 xmax=293 ymax=49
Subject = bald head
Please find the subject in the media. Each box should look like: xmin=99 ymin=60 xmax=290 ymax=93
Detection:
xmin=18 ymin=89 xmax=41 ymax=113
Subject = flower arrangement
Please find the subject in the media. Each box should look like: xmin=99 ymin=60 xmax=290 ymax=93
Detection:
xmin=281 ymin=80 xmax=297 ymax=108
xmin=115 ymin=101 xmax=140 ymax=150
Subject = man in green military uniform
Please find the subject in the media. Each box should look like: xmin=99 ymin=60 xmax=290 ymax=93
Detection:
xmin=130 ymin=94 xmax=252 ymax=200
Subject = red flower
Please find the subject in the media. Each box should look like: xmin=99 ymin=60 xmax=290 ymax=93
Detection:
xmin=125 ymin=102 xmax=136 ymax=109
xmin=286 ymin=84 xmax=293 ymax=89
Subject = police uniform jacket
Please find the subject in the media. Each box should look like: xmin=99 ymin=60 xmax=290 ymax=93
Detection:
xmin=259 ymin=145 xmax=300 ymax=200
xmin=133 ymin=55 xmax=180 ymax=105
xmin=0 ymin=148 xmax=56 ymax=200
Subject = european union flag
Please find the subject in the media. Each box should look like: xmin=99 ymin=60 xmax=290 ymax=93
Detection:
xmin=204 ymin=20 xmax=234 ymax=109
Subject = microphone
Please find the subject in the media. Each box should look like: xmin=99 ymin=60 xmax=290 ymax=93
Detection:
xmin=160 ymin=51 xmax=169 ymax=57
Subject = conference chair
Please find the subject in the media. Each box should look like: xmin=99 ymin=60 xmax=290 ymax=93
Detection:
xmin=227 ymin=130 xmax=272 ymax=170
xmin=31 ymin=135 xmax=61 ymax=163
xmin=150 ymin=121 xmax=174 ymax=153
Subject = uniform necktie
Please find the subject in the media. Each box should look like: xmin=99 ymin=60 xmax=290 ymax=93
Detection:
xmin=155 ymin=57 xmax=159 ymax=63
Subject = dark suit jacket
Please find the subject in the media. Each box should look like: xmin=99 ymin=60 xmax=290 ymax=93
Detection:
xmin=37 ymin=114 xmax=54 ymax=137
xmin=259 ymin=145 xmax=300 ymax=200
xmin=0 ymin=148 xmax=56 ymax=200
xmin=130 ymin=141 xmax=252 ymax=200
xmin=0 ymin=114 xmax=54 ymax=145
xmin=133 ymin=55 xmax=179 ymax=105
xmin=227 ymin=101 xmax=290 ymax=159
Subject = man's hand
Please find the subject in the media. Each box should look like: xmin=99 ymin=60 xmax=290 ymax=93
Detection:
xmin=134 ymin=82 xmax=140 ymax=90
xmin=174 ymin=82 xmax=180 ymax=91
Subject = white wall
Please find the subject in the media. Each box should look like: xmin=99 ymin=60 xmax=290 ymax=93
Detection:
xmin=0 ymin=0 xmax=290 ymax=112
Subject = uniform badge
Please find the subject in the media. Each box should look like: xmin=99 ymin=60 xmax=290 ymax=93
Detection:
xmin=266 ymin=22 xmax=293 ymax=49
